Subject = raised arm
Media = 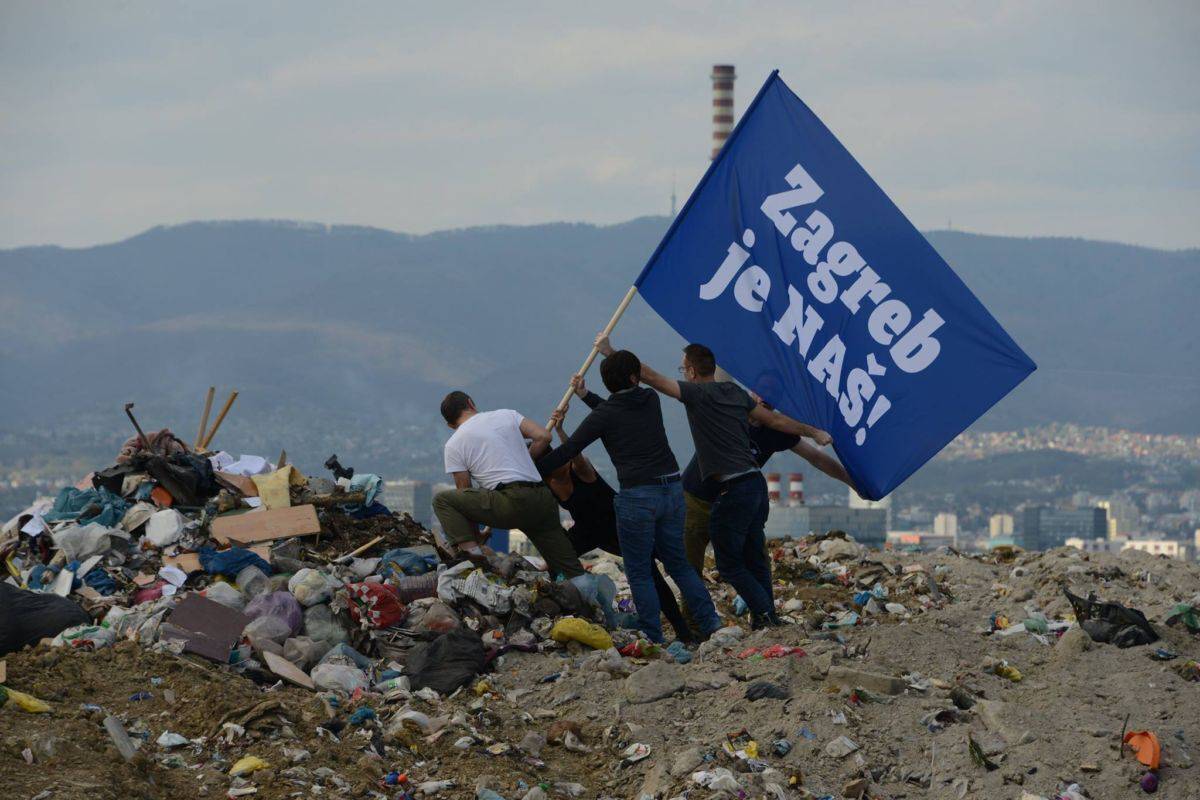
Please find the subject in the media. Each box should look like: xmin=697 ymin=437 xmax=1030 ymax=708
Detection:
xmin=519 ymin=416 xmax=554 ymax=459
xmin=594 ymin=333 xmax=681 ymax=400
xmin=790 ymin=439 xmax=860 ymax=496
xmin=749 ymin=404 xmax=832 ymax=446
xmin=536 ymin=406 xmax=606 ymax=476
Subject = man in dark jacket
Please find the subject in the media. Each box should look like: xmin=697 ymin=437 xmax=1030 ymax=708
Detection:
xmin=596 ymin=335 xmax=830 ymax=629
xmin=535 ymin=399 xmax=694 ymax=643
xmin=538 ymin=352 xmax=721 ymax=644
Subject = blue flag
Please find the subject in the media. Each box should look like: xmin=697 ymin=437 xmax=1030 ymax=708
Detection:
xmin=635 ymin=71 xmax=1035 ymax=500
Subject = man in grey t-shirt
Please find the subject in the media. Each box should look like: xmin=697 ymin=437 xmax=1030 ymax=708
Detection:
xmin=595 ymin=336 xmax=830 ymax=628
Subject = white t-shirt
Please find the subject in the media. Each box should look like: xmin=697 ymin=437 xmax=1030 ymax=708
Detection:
xmin=443 ymin=409 xmax=543 ymax=490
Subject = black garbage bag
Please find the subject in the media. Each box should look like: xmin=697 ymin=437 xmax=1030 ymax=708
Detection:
xmin=0 ymin=583 xmax=90 ymax=655
xmin=142 ymin=452 xmax=219 ymax=506
xmin=405 ymin=628 xmax=486 ymax=695
xmin=1064 ymin=588 xmax=1158 ymax=648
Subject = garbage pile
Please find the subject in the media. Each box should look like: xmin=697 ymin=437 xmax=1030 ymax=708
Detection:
xmin=3 ymin=424 xmax=1200 ymax=800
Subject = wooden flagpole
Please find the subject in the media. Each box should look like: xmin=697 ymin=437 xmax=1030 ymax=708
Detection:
xmin=546 ymin=285 xmax=638 ymax=428
xmin=195 ymin=386 xmax=215 ymax=450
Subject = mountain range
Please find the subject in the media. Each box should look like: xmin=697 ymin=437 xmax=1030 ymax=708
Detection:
xmin=1 ymin=218 xmax=1196 ymax=480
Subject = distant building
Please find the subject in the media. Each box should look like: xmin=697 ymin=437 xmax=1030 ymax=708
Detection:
xmin=933 ymin=512 xmax=958 ymax=544
xmin=1020 ymin=506 xmax=1108 ymax=551
xmin=1065 ymin=536 xmax=1127 ymax=554
xmin=384 ymin=479 xmax=432 ymax=526
xmin=989 ymin=513 xmax=1015 ymax=537
xmin=888 ymin=530 xmax=954 ymax=551
xmin=766 ymin=504 xmax=886 ymax=546
xmin=849 ymin=490 xmax=892 ymax=530
xmin=1122 ymin=538 xmax=1189 ymax=560
xmin=1097 ymin=497 xmax=1139 ymax=538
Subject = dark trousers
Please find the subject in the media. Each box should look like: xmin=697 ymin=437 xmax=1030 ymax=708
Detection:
xmin=568 ymin=523 xmax=694 ymax=642
xmin=709 ymin=472 xmax=773 ymax=616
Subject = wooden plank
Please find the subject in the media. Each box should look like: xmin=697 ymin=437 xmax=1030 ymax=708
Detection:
xmin=0 ymin=659 xmax=7 ymax=684
xmin=263 ymin=650 xmax=314 ymax=690
xmin=163 ymin=552 xmax=202 ymax=574
xmin=215 ymin=472 xmax=259 ymax=497
xmin=211 ymin=504 xmax=320 ymax=545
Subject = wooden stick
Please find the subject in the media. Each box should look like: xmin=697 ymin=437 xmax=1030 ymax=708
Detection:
xmin=332 ymin=534 xmax=385 ymax=564
xmin=277 ymin=449 xmax=287 ymax=468
xmin=201 ymin=390 xmax=238 ymax=450
xmin=195 ymin=386 xmax=215 ymax=450
xmin=545 ymin=285 xmax=638 ymax=428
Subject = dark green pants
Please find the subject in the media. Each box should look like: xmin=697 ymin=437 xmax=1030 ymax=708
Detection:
xmin=432 ymin=484 xmax=584 ymax=579
xmin=681 ymin=491 xmax=713 ymax=630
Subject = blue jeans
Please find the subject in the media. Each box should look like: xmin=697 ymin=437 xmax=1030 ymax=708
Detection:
xmin=709 ymin=472 xmax=773 ymax=616
xmin=614 ymin=482 xmax=721 ymax=643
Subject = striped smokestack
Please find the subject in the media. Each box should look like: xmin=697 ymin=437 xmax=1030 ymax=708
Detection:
xmin=767 ymin=472 xmax=782 ymax=505
xmin=711 ymin=64 xmax=736 ymax=160
xmin=788 ymin=473 xmax=804 ymax=506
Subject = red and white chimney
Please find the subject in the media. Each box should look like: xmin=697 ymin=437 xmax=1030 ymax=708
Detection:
xmin=766 ymin=472 xmax=782 ymax=505
xmin=711 ymin=64 xmax=736 ymax=160
xmin=788 ymin=473 xmax=804 ymax=506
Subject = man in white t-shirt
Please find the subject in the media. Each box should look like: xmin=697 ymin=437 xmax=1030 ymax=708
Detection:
xmin=432 ymin=391 xmax=584 ymax=579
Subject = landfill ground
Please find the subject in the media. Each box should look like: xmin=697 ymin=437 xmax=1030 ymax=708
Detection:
xmin=2 ymin=544 xmax=1198 ymax=800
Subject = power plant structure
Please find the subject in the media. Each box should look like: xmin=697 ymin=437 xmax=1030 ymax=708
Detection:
xmin=710 ymin=64 xmax=736 ymax=159
xmin=764 ymin=472 xmax=887 ymax=546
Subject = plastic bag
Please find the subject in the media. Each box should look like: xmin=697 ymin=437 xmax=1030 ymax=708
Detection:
xmin=202 ymin=581 xmax=246 ymax=611
xmin=283 ymin=636 xmax=329 ymax=669
xmin=288 ymin=569 xmax=337 ymax=607
xmin=1064 ymin=588 xmax=1158 ymax=648
xmin=378 ymin=548 xmax=438 ymax=578
xmin=344 ymin=582 xmax=406 ymax=628
xmin=52 ymin=624 xmax=117 ymax=651
xmin=550 ymin=617 xmax=613 ymax=650
xmin=51 ymin=523 xmax=129 ymax=561
xmin=243 ymin=615 xmax=292 ymax=650
xmin=0 ymin=584 xmax=90 ymax=655
xmin=144 ymin=509 xmax=187 ymax=548
xmin=311 ymin=663 xmax=369 ymax=694
xmin=302 ymin=603 xmax=349 ymax=646
xmin=235 ymin=565 xmax=271 ymax=598
xmin=411 ymin=601 xmax=461 ymax=635
xmin=311 ymin=643 xmax=371 ymax=693
xmin=406 ymin=629 xmax=485 ymax=695
xmin=245 ymin=591 xmax=303 ymax=636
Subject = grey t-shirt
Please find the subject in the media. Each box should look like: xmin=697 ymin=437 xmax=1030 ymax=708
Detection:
xmin=678 ymin=380 xmax=758 ymax=481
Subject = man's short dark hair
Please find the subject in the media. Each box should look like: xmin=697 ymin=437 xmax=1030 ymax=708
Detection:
xmin=683 ymin=343 xmax=717 ymax=377
xmin=600 ymin=350 xmax=641 ymax=394
xmin=440 ymin=391 xmax=473 ymax=425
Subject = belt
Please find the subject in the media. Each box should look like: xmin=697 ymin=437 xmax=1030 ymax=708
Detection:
xmin=716 ymin=471 xmax=760 ymax=495
xmin=623 ymin=473 xmax=681 ymax=489
xmin=494 ymin=480 xmax=544 ymax=491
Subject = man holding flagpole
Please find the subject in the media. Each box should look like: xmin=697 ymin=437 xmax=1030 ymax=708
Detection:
xmin=536 ymin=350 xmax=723 ymax=645
xmin=595 ymin=334 xmax=827 ymax=629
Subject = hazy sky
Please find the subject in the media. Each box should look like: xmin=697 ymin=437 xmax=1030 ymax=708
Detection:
xmin=2 ymin=2 xmax=1197 ymax=249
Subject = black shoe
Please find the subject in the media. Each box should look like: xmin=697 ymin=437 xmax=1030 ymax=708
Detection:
xmin=766 ymin=611 xmax=785 ymax=627
xmin=751 ymin=612 xmax=773 ymax=630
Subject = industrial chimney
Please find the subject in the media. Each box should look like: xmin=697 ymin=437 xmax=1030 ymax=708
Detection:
xmin=766 ymin=473 xmax=782 ymax=506
xmin=710 ymin=64 xmax=736 ymax=159
xmin=788 ymin=473 xmax=805 ymax=506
